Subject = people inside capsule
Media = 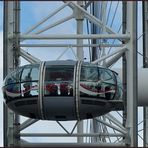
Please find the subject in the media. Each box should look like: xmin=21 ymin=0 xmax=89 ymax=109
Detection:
xmin=2 ymin=61 xmax=123 ymax=107
xmin=20 ymin=65 xmax=39 ymax=98
xmin=44 ymin=65 xmax=74 ymax=96
xmin=2 ymin=61 xmax=123 ymax=120
xmin=79 ymin=65 xmax=118 ymax=100
xmin=23 ymin=73 xmax=32 ymax=97
xmin=3 ymin=62 xmax=122 ymax=101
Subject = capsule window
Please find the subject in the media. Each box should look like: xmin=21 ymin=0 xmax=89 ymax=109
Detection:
xmin=80 ymin=66 xmax=116 ymax=100
xmin=44 ymin=66 xmax=74 ymax=96
xmin=21 ymin=64 xmax=39 ymax=98
xmin=98 ymin=68 xmax=116 ymax=100
xmin=99 ymin=68 xmax=115 ymax=84
xmin=4 ymin=68 xmax=22 ymax=86
xmin=114 ymin=73 xmax=123 ymax=100
xmin=3 ymin=68 xmax=23 ymax=101
xmin=3 ymin=83 xmax=21 ymax=100
xmin=80 ymin=66 xmax=98 ymax=82
xmin=80 ymin=66 xmax=100 ymax=98
xmin=21 ymin=65 xmax=39 ymax=82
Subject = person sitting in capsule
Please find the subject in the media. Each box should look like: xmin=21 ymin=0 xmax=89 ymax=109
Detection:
xmin=23 ymin=74 xmax=32 ymax=97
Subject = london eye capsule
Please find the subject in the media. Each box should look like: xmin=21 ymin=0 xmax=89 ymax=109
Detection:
xmin=2 ymin=60 xmax=123 ymax=121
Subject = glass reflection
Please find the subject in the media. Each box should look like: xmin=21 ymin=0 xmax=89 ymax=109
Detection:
xmin=4 ymin=83 xmax=20 ymax=101
xmin=21 ymin=64 xmax=39 ymax=98
xmin=4 ymin=68 xmax=22 ymax=86
xmin=3 ymin=64 xmax=40 ymax=101
xmin=21 ymin=82 xmax=38 ymax=97
xmin=114 ymin=73 xmax=123 ymax=100
xmin=44 ymin=66 xmax=74 ymax=96
xmin=80 ymin=66 xmax=117 ymax=100
xmin=3 ymin=62 xmax=122 ymax=102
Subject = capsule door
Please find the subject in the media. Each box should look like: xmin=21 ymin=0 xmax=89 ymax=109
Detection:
xmin=42 ymin=63 xmax=77 ymax=120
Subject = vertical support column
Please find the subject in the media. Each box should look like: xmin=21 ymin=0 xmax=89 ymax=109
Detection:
xmin=76 ymin=1 xmax=84 ymax=143
xmin=76 ymin=1 xmax=84 ymax=61
xmin=91 ymin=1 xmax=100 ymax=61
xmin=122 ymin=1 xmax=127 ymax=127
xmin=101 ymin=1 xmax=107 ymax=66
xmin=13 ymin=2 xmax=21 ymax=146
xmin=142 ymin=1 xmax=148 ymax=147
xmin=125 ymin=2 xmax=138 ymax=147
xmin=3 ymin=1 xmax=20 ymax=147
xmin=91 ymin=1 xmax=104 ymax=143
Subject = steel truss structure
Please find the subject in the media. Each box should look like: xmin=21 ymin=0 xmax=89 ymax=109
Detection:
xmin=3 ymin=1 xmax=146 ymax=147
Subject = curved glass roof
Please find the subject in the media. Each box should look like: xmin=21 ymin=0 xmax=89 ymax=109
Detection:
xmin=3 ymin=61 xmax=123 ymax=101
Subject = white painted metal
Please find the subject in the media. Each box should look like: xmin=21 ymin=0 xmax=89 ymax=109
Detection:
xmin=101 ymin=1 xmax=107 ymax=66
xmin=38 ymin=62 xmax=46 ymax=119
xmin=33 ymin=14 xmax=74 ymax=35
xmin=56 ymin=47 xmax=70 ymax=60
xmin=105 ymin=52 xmax=124 ymax=67
xmin=19 ymin=34 xmax=130 ymax=40
xmin=20 ymin=48 xmax=41 ymax=63
xmin=24 ymin=2 xmax=70 ymax=35
xmin=56 ymin=121 xmax=78 ymax=134
xmin=76 ymin=1 xmax=84 ymax=143
xmin=3 ymin=1 xmax=142 ymax=147
xmin=68 ymin=2 xmax=116 ymax=34
xmin=125 ymin=2 xmax=138 ymax=146
xmin=91 ymin=46 xmax=127 ymax=64
xmin=20 ymin=133 xmax=124 ymax=137
xmin=111 ymin=68 xmax=148 ymax=106
xmin=3 ymin=1 xmax=20 ymax=146
xmin=96 ymin=118 xmax=127 ymax=135
xmin=20 ymin=43 xmax=124 ymax=48
xmin=19 ymin=119 xmax=38 ymax=132
xmin=91 ymin=1 xmax=106 ymax=143
xmin=138 ymin=69 xmax=148 ymax=106
xmin=105 ymin=114 xmax=127 ymax=131
xmin=20 ymin=142 xmax=125 ymax=147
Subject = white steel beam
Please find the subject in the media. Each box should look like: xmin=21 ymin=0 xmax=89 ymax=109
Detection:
xmin=76 ymin=1 xmax=84 ymax=142
xmin=105 ymin=52 xmax=124 ymax=67
xmin=91 ymin=1 xmax=106 ymax=143
xmin=3 ymin=1 xmax=20 ymax=146
xmin=20 ymin=142 xmax=125 ymax=147
xmin=105 ymin=114 xmax=127 ymax=132
xmin=33 ymin=14 xmax=74 ymax=35
xmin=20 ymin=43 xmax=124 ymax=48
xmin=91 ymin=46 xmax=127 ymax=64
xmin=24 ymin=2 xmax=69 ymax=35
xmin=3 ymin=1 xmax=140 ymax=147
xmin=20 ymin=133 xmax=124 ymax=137
xmin=125 ymin=1 xmax=138 ymax=146
xmin=19 ymin=119 xmax=38 ymax=132
xmin=101 ymin=1 xmax=107 ymax=67
xmin=67 ymin=1 xmax=116 ymax=34
xmin=19 ymin=34 xmax=130 ymax=40
xmin=96 ymin=118 xmax=127 ymax=135
xmin=56 ymin=47 xmax=70 ymax=60
xmin=20 ymin=48 xmax=41 ymax=63
xmin=56 ymin=121 xmax=78 ymax=134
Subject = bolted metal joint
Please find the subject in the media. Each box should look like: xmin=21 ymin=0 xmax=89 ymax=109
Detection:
xmin=73 ymin=2 xmax=84 ymax=20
